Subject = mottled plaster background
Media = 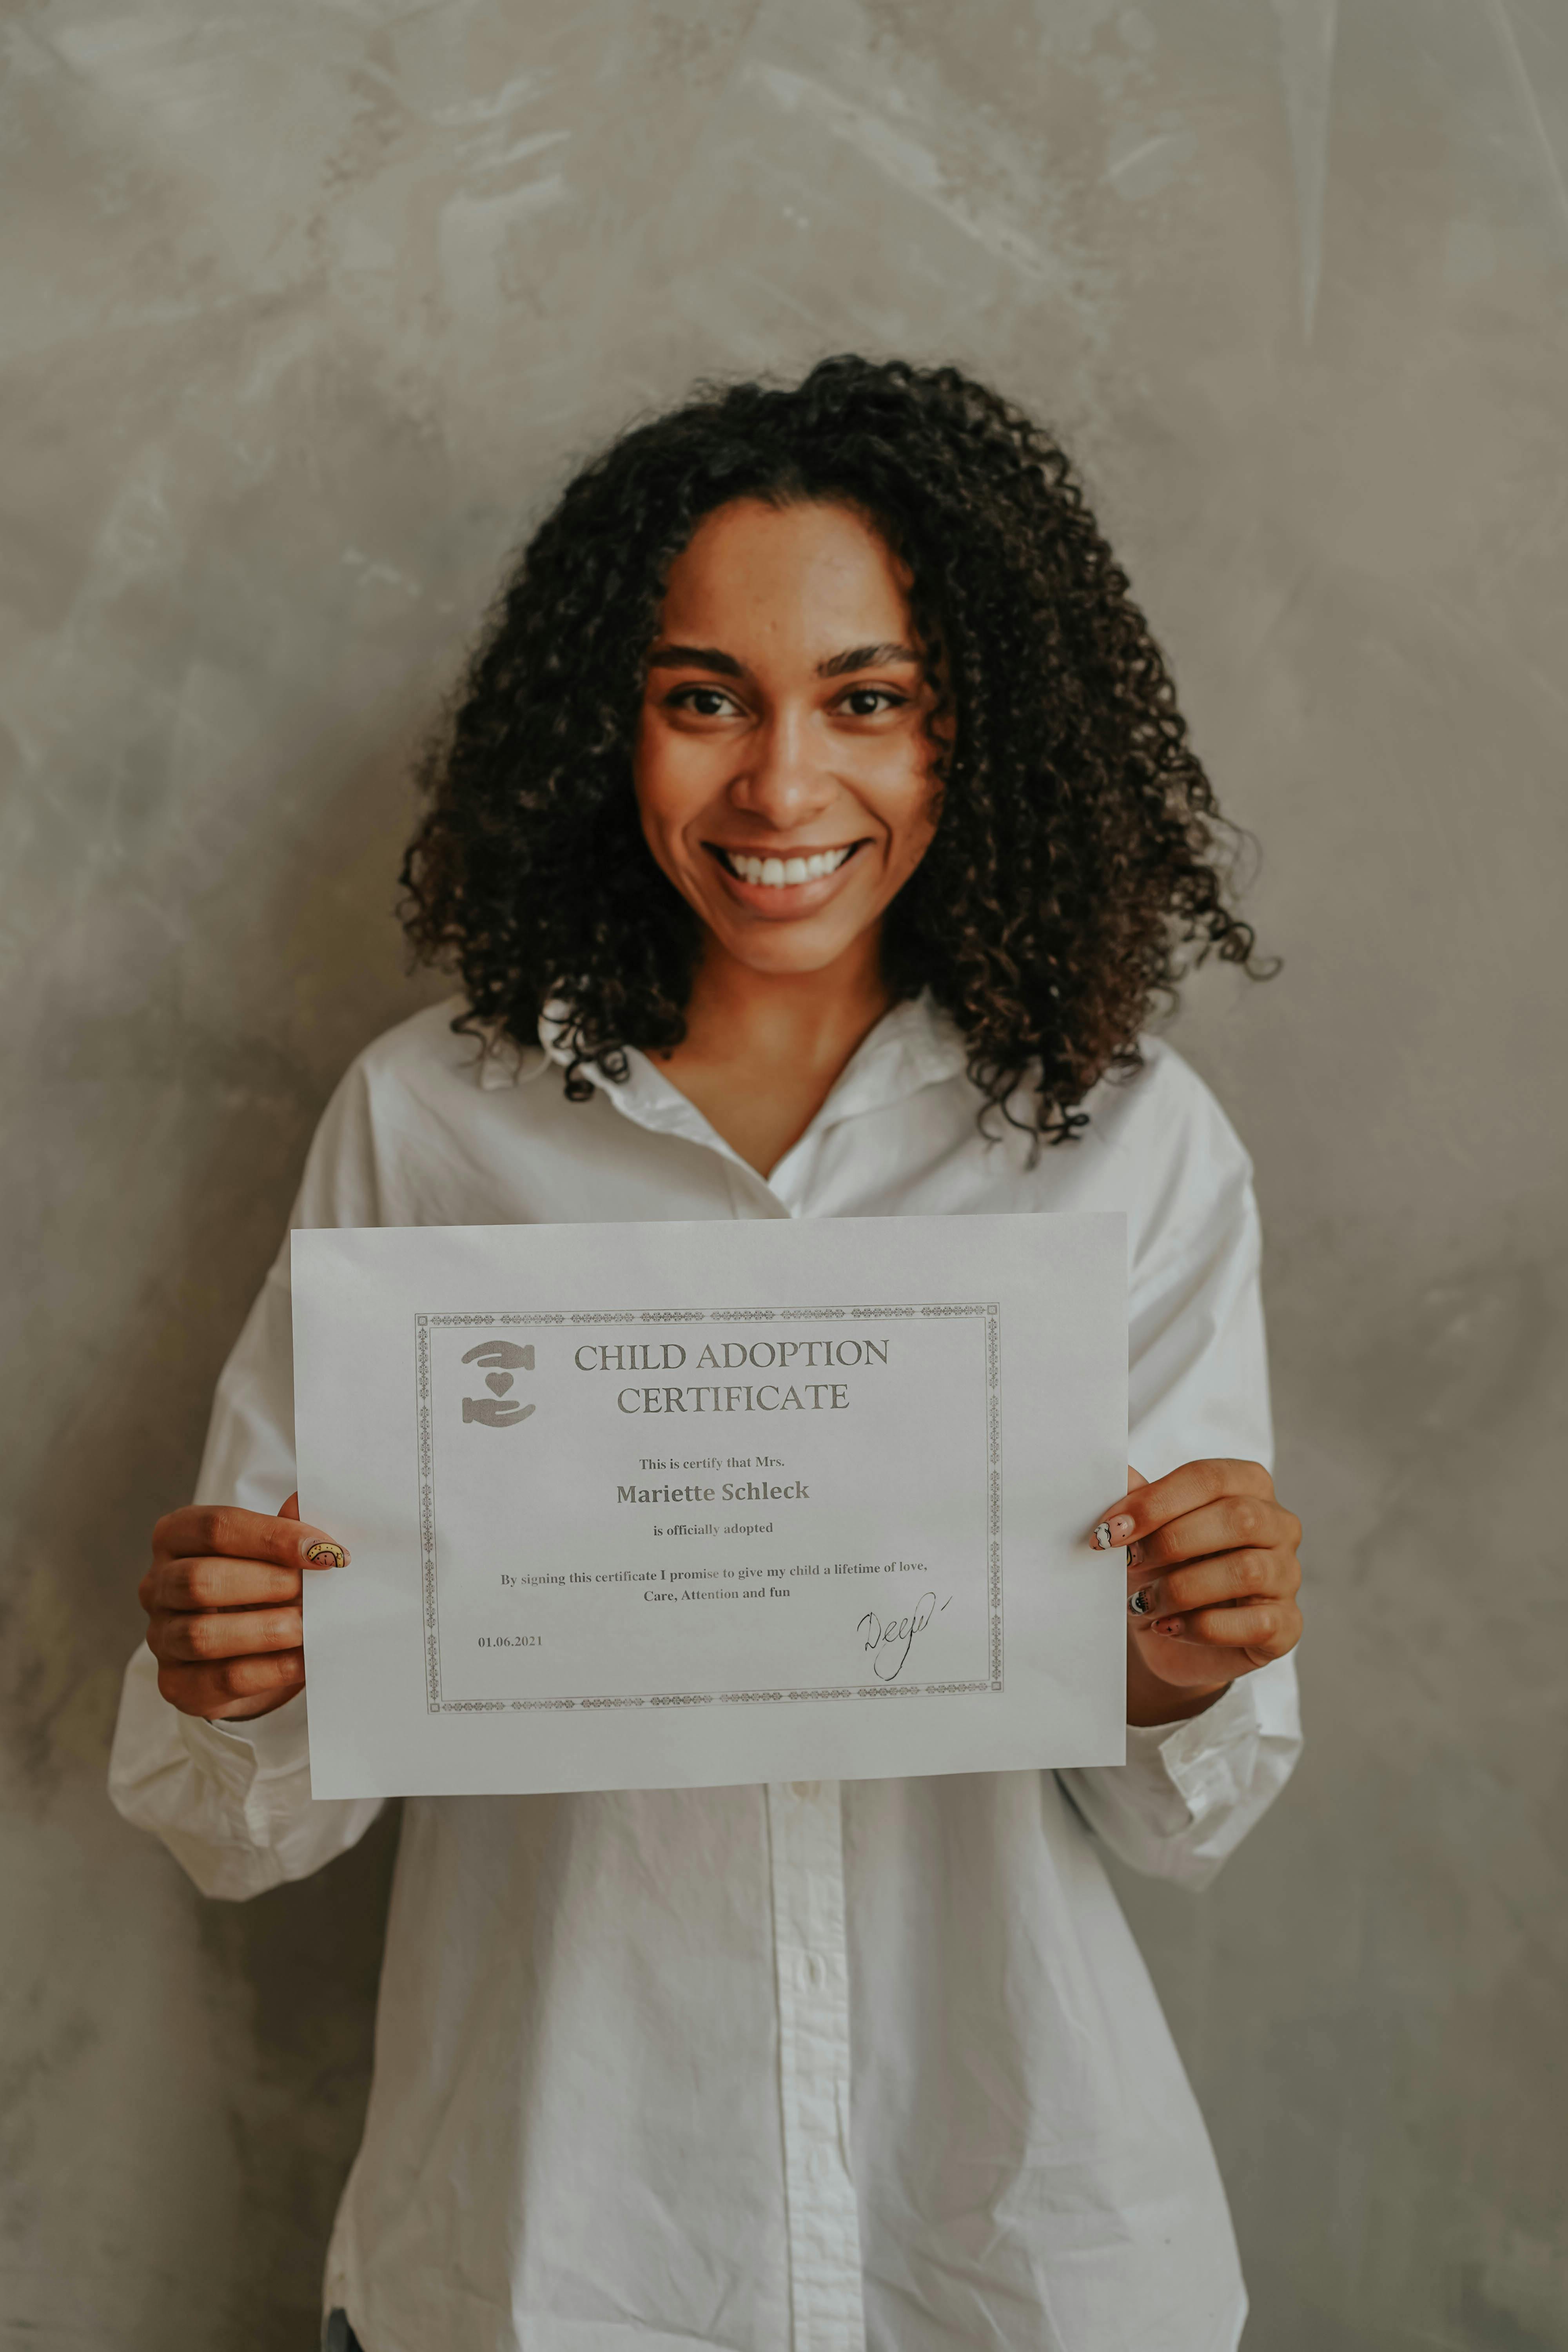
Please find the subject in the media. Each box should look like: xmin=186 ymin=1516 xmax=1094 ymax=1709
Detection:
xmin=3 ymin=2 xmax=1566 ymax=2346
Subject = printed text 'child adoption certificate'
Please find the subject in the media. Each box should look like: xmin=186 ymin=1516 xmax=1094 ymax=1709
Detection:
xmin=293 ymin=1212 xmax=1127 ymax=1797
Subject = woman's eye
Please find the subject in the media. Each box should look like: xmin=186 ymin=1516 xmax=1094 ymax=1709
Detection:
xmin=839 ymin=688 xmax=906 ymax=718
xmin=670 ymin=686 xmax=738 ymax=718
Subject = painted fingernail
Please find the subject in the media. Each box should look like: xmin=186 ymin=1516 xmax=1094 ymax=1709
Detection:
xmin=304 ymin=1541 xmax=349 ymax=1567
xmin=1107 ymin=1515 xmax=1136 ymax=1541
xmin=1157 ymin=1617 xmax=1183 ymax=1635
xmin=1128 ymin=1586 xmax=1156 ymax=1620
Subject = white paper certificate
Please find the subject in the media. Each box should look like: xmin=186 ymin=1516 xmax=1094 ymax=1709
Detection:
xmin=293 ymin=1211 xmax=1127 ymax=1797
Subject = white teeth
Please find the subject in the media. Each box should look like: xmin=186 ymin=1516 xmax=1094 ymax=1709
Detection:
xmin=721 ymin=846 xmax=854 ymax=888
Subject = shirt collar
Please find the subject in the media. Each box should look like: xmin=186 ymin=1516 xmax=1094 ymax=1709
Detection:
xmin=476 ymin=1025 xmax=550 ymax=1090
xmin=793 ymin=991 xmax=970 ymax=1131
xmin=491 ymin=992 xmax=969 ymax=1162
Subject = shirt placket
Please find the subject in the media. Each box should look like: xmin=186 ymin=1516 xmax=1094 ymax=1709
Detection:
xmin=576 ymin=1045 xmax=897 ymax=2349
xmin=765 ymin=1778 xmax=866 ymax=2352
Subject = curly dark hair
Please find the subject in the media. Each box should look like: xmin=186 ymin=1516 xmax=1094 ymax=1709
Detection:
xmin=401 ymin=354 xmax=1267 ymax=1142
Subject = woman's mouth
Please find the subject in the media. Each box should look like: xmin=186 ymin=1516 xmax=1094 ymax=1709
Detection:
xmin=708 ymin=842 xmax=862 ymax=890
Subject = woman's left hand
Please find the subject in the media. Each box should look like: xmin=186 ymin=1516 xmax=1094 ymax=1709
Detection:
xmin=1094 ymin=1461 xmax=1303 ymax=1727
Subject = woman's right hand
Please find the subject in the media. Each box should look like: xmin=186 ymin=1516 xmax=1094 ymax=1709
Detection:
xmin=139 ymin=1494 xmax=348 ymax=1721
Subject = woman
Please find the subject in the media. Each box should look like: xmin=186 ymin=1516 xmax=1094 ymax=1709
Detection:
xmin=112 ymin=357 xmax=1304 ymax=2352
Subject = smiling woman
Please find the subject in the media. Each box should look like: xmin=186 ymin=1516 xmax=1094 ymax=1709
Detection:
xmin=112 ymin=354 xmax=1305 ymax=2352
xmin=400 ymin=356 xmax=1267 ymax=1166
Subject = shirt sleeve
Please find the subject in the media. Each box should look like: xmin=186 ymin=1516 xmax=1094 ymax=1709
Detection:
xmin=108 ymin=1648 xmax=385 ymax=1900
xmin=1056 ymin=1067 xmax=1304 ymax=1888
xmin=1058 ymin=1655 xmax=1301 ymax=1889
xmin=107 ymin=1068 xmax=388 ymax=1899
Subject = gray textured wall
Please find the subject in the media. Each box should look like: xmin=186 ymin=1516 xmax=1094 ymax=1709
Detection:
xmin=4 ymin=3 xmax=1565 ymax=2346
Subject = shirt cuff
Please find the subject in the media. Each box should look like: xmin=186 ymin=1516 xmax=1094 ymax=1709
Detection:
xmin=185 ymin=1689 xmax=311 ymax=1781
xmin=1124 ymin=1676 xmax=1260 ymax=1813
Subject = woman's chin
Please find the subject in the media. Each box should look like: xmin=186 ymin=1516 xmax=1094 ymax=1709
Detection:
xmin=701 ymin=906 xmax=879 ymax=977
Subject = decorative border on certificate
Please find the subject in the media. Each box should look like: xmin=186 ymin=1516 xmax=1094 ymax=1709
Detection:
xmin=415 ymin=1303 xmax=1002 ymax=1715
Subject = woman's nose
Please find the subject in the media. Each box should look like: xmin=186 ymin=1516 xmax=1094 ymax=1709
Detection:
xmin=730 ymin=711 xmax=833 ymax=826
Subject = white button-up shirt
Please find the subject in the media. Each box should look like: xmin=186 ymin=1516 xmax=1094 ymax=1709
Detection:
xmin=109 ymin=994 xmax=1301 ymax=2352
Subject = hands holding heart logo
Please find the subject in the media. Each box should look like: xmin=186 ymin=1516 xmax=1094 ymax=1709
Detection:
xmin=460 ymin=1339 xmax=537 ymax=1428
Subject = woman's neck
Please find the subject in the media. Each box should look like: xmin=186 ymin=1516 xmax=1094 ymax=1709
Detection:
xmin=654 ymin=929 xmax=897 ymax=1178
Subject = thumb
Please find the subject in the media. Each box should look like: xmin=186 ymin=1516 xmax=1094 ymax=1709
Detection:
xmin=280 ymin=1492 xmax=301 ymax=1520
xmin=1125 ymin=1466 xmax=1149 ymax=1492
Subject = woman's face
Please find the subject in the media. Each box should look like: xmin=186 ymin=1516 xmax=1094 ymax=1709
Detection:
xmin=633 ymin=498 xmax=942 ymax=977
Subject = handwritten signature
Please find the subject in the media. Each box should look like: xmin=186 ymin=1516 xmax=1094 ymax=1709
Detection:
xmin=857 ymin=1591 xmax=950 ymax=1682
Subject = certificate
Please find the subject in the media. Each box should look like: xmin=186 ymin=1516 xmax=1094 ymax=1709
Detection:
xmin=293 ymin=1211 xmax=1127 ymax=1796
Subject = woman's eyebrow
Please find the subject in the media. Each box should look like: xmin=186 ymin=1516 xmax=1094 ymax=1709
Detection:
xmin=646 ymin=644 xmax=745 ymax=676
xmin=646 ymin=641 xmax=920 ymax=679
xmin=816 ymin=642 xmax=920 ymax=677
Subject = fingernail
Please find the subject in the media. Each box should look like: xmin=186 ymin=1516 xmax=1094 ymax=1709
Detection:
xmin=1128 ymin=1586 xmax=1156 ymax=1619
xmin=1108 ymin=1515 xmax=1136 ymax=1541
xmin=304 ymin=1541 xmax=349 ymax=1567
xmin=1093 ymin=1523 xmax=1114 ymax=1550
xmin=1157 ymin=1617 xmax=1183 ymax=1635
